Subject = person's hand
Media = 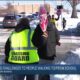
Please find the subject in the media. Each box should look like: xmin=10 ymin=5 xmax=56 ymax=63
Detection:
xmin=56 ymin=41 xmax=61 ymax=46
xmin=58 ymin=42 xmax=61 ymax=46
xmin=42 ymin=31 xmax=48 ymax=38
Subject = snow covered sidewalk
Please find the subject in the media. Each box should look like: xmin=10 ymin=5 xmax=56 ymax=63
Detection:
xmin=51 ymin=75 xmax=80 ymax=80
xmin=54 ymin=48 xmax=80 ymax=64
xmin=50 ymin=48 xmax=80 ymax=80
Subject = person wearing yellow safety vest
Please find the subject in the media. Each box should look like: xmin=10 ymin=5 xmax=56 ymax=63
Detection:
xmin=5 ymin=18 xmax=39 ymax=80
xmin=50 ymin=14 xmax=60 ymax=26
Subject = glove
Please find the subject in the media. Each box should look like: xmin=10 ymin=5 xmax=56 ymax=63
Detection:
xmin=56 ymin=41 xmax=61 ymax=46
xmin=42 ymin=31 xmax=48 ymax=38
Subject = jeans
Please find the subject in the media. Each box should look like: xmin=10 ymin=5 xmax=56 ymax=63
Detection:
xmin=38 ymin=74 xmax=50 ymax=80
xmin=0 ymin=74 xmax=35 ymax=80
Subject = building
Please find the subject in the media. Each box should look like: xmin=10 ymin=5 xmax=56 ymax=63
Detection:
xmin=0 ymin=3 xmax=54 ymax=16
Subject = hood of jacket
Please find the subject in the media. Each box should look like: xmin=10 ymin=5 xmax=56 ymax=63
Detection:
xmin=15 ymin=25 xmax=30 ymax=32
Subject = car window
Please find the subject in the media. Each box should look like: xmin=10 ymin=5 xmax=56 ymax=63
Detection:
xmin=4 ymin=16 xmax=16 ymax=20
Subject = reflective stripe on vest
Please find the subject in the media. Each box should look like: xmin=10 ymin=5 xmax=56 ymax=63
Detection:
xmin=8 ymin=29 xmax=39 ymax=64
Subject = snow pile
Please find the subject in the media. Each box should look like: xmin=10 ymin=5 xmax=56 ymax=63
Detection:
xmin=54 ymin=49 xmax=80 ymax=65
xmin=66 ymin=18 xmax=80 ymax=29
xmin=63 ymin=51 xmax=80 ymax=64
xmin=51 ymin=48 xmax=80 ymax=80
xmin=71 ymin=48 xmax=80 ymax=56
xmin=56 ymin=12 xmax=80 ymax=31
xmin=0 ymin=17 xmax=4 ymax=22
xmin=56 ymin=48 xmax=80 ymax=64
xmin=51 ymin=75 xmax=80 ymax=80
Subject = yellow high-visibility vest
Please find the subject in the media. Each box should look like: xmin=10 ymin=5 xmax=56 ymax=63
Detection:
xmin=50 ymin=19 xmax=56 ymax=24
xmin=8 ymin=29 xmax=39 ymax=64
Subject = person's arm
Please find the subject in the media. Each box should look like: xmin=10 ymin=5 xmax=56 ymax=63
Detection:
xmin=32 ymin=25 xmax=47 ymax=48
xmin=5 ymin=38 xmax=10 ymax=62
xmin=55 ymin=15 xmax=60 ymax=21
xmin=32 ymin=25 xmax=40 ymax=48
xmin=55 ymin=26 xmax=61 ymax=46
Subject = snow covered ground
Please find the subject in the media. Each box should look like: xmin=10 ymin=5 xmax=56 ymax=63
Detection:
xmin=56 ymin=12 xmax=80 ymax=31
xmin=50 ymin=48 xmax=80 ymax=80
xmin=51 ymin=75 xmax=80 ymax=80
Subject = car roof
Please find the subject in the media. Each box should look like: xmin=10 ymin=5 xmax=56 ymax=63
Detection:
xmin=6 ymin=14 xmax=16 ymax=16
xmin=4 ymin=14 xmax=16 ymax=20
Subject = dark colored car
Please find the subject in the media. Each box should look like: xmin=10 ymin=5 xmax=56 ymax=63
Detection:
xmin=32 ymin=13 xmax=39 ymax=19
xmin=3 ymin=14 xmax=18 ymax=28
xmin=76 ymin=22 xmax=80 ymax=36
xmin=26 ymin=15 xmax=33 ymax=21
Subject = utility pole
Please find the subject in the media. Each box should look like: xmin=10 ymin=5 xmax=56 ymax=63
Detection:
xmin=32 ymin=4 xmax=33 ymax=14
xmin=13 ymin=0 xmax=15 ymax=15
xmin=44 ymin=0 xmax=45 ymax=4
xmin=24 ymin=1 xmax=25 ymax=13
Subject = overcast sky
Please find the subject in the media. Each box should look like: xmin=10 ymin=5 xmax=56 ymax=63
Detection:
xmin=0 ymin=0 xmax=80 ymax=10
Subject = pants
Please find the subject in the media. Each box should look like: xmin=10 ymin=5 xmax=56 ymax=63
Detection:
xmin=38 ymin=75 xmax=50 ymax=80
xmin=38 ymin=59 xmax=54 ymax=80
xmin=13 ymin=75 xmax=35 ymax=80
xmin=1 ymin=75 xmax=35 ymax=80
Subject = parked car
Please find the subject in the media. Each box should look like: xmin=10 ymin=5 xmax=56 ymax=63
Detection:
xmin=76 ymin=22 xmax=80 ymax=36
xmin=3 ymin=14 xmax=18 ymax=28
xmin=30 ymin=19 xmax=39 ymax=29
xmin=32 ymin=13 xmax=39 ymax=20
xmin=26 ymin=15 xmax=33 ymax=21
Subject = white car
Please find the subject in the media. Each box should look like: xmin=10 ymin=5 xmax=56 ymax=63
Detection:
xmin=30 ymin=19 xmax=39 ymax=29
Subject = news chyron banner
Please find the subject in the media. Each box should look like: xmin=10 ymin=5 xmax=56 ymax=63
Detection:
xmin=0 ymin=64 xmax=79 ymax=74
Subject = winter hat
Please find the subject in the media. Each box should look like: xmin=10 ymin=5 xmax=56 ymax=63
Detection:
xmin=39 ymin=6 xmax=47 ymax=15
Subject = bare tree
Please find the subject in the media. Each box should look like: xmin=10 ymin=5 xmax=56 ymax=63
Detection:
xmin=7 ymin=2 xmax=17 ymax=14
xmin=44 ymin=3 xmax=50 ymax=13
xmin=67 ymin=0 xmax=79 ymax=18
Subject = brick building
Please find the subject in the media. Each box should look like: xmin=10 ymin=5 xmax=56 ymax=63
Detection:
xmin=0 ymin=4 xmax=54 ymax=16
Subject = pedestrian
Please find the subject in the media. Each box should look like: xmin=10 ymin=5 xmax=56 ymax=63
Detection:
xmin=62 ymin=17 xmax=66 ymax=30
xmin=32 ymin=6 xmax=61 ymax=80
xmin=50 ymin=14 xmax=60 ymax=26
xmin=47 ymin=14 xmax=51 ymax=21
xmin=4 ymin=18 xmax=39 ymax=80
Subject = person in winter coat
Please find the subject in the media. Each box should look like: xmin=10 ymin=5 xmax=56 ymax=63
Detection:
xmin=4 ymin=18 xmax=39 ymax=80
xmin=50 ymin=14 xmax=60 ymax=26
xmin=62 ymin=17 xmax=66 ymax=30
xmin=32 ymin=6 xmax=60 ymax=80
xmin=32 ymin=6 xmax=60 ymax=60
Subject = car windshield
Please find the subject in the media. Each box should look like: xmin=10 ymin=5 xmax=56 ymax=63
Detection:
xmin=5 ymin=16 xmax=16 ymax=20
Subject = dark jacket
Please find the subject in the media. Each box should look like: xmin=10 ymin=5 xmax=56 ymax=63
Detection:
xmin=62 ymin=18 xmax=66 ymax=28
xmin=32 ymin=22 xmax=60 ymax=60
xmin=5 ymin=26 xmax=30 ymax=63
